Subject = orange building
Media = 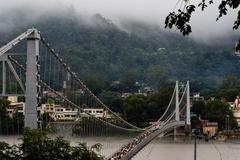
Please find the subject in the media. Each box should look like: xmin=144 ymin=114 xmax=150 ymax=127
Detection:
xmin=202 ymin=122 xmax=218 ymax=137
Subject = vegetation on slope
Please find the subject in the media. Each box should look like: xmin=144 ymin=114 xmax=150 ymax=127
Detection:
xmin=0 ymin=11 xmax=239 ymax=92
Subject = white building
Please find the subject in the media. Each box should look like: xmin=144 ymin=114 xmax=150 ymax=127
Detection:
xmin=41 ymin=104 xmax=108 ymax=121
xmin=81 ymin=108 xmax=108 ymax=118
xmin=54 ymin=105 xmax=79 ymax=121
xmin=6 ymin=96 xmax=25 ymax=118
xmin=192 ymin=93 xmax=204 ymax=101
xmin=5 ymin=96 xmax=109 ymax=121
xmin=41 ymin=104 xmax=79 ymax=121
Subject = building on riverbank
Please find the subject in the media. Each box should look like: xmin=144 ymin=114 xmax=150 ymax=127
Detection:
xmin=232 ymin=96 xmax=240 ymax=127
xmin=6 ymin=96 xmax=25 ymax=118
xmin=41 ymin=104 xmax=79 ymax=121
xmin=6 ymin=96 xmax=109 ymax=121
xmin=41 ymin=104 xmax=108 ymax=121
xmin=202 ymin=122 xmax=218 ymax=137
xmin=232 ymin=108 xmax=240 ymax=127
xmin=81 ymin=108 xmax=108 ymax=118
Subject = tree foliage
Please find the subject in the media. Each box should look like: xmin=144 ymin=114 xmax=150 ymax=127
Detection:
xmin=0 ymin=12 xmax=239 ymax=91
xmin=165 ymin=4 xmax=196 ymax=36
xmin=99 ymin=91 xmax=123 ymax=113
xmin=0 ymin=98 xmax=24 ymax=134
xmin=192 ymin=100 xmax=237 ymax=129
xmin=0 ymin=129 xmax=104 ymax=160
xmin=165 ymin=0 xmax=240 ymax=51
xmin=83 ymin=74 xmax=108 ymax=95
xmin=122 ymin=88 xmax=174 ymax=127
xmin=204 ymin=74 xmax=240 ymax=101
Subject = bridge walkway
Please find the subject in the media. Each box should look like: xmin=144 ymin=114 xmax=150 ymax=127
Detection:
xmin=108 ymin=121 xmax=185 ymax=160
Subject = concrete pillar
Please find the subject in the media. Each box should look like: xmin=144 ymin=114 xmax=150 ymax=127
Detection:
xmin=174 ymin=81 xmax=180 ymax=141
xmin=2 ymin=61 xmax=6 ymax=95
xmin=186 ymin=81 xmax=191 ymax=125
xmin=25 ymin=29 xmax=40 ymax=129
xmin=175 ymin=81 xmax=179 ymax=121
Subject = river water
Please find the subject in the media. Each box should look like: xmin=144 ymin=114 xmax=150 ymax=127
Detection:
xmin=1 ymin=136 xmax=240 ymax=160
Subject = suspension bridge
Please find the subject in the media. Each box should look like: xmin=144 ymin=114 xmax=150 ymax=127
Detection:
xmin=0 ymin=28 xmax=191 ymax=160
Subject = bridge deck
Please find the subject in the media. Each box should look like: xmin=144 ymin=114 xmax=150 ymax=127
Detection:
xmin=108 ymin=121 xmax=185 ymax=160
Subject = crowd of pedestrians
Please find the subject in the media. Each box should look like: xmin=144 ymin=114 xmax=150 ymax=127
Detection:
xmin=109 ymin=124 xmax=160 ymax=160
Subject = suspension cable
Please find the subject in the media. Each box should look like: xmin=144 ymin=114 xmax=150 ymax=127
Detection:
xmin=40 ymin=36 xmax=142 ymax=130
xmin=9 ymin=56 xmax=143 ymax=132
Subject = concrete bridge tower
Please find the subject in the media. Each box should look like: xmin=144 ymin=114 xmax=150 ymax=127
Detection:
xmin=25 ymin=29 xmax=40 ymax=129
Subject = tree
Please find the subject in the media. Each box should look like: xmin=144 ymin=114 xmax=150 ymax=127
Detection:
xmin=83 ymin=74 xmax=108 ymax=95
xmin=47 ymin=98 xmax=55 ymax=105
xmin=0 ymin=99 xmax=10 ymax=134
xmin=146 ymin=67 xmax=170 ymax=89
xmin=120 ymin=70 xmax=140 ymax=92
xmin=41 ymin=113 xmax=55 ymax=129
xmin=0 ymin=129 xmax=104 ymax=160
xmin=221 ymin=74 xmax=240 ymax=89
xmin=147 ymin=88 xmax=174 ymax=119
xmin=122 ymin=87 xmax=174 ymax=126
xmin=99 ymin=91 xmax=123 ymax=113
xmin=0 ymin=98 xmax=24 ymax=135
xmin=165 ymin=0 xmax=240 ymax=51
xmin=206 ymin=74 xmax=240 ymax=101
xmin=192 ymin=99 xmax=237 ymax=129
xmin=123 ymin=95 xmax=148 ymax=126
xmin=191 ymin=100 xmax=207 ymax=118
xmin=218 ymin=88 xmax=239 ymax=101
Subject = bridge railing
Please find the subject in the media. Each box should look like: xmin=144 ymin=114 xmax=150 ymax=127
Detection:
xmin=109 ymin=120 xmax=185 ymax=160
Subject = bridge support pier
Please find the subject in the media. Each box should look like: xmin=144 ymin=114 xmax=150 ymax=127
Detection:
xmin=25 ymin=29 xmax=40 ymax=129
xmin=174 ymin=81 xmax=179 ymax=141
xmin=175 ymin=81 xmax=179 ymax=121
xmin=185 ymin=81 xmax=191 ymax=133
xmin=186 ymin=81 xmax=191 ymax=125
xmin=174 ymin=127 xmax=178 ymax=142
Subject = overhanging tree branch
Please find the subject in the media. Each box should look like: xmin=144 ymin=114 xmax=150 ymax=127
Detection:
xmin=165 ymin=0 xmax=240 ymax=51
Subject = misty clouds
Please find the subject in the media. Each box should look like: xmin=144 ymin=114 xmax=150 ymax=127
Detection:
xmin=0 ymin=0 xmax=239 ymax=40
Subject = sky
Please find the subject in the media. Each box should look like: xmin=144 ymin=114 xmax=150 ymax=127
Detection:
xmin=0 ymin=0 xmax=239 ymax=40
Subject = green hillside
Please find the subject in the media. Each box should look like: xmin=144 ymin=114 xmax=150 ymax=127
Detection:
xmin=0 ymin=12 xmax=239 ymax=92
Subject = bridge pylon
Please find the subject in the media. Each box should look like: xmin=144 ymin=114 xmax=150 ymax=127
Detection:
xmin=175 ymin=81 xmax=179 ymax=121
xmin=25 ymin=29 xmax=41 ymax=129
xmin=184 ymin=81 xmax=191 ymax=134
xmin=186 ymin=81 xmax=191 ymax=125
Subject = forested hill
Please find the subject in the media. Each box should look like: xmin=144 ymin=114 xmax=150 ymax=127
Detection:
xmin=0 ymin=12 xmax=240 ymax=91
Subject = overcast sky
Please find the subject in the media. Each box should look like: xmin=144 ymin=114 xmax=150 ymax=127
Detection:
xmin=0 ymin=0 xmax=239 ymax=40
